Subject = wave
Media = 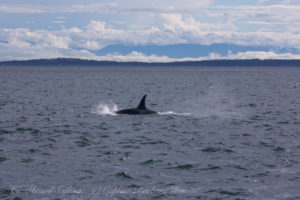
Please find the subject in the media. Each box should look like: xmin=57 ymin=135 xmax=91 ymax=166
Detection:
xmin=91 ymin=103 xmax=192 ymax=117
xmin=90 ymin=102 xmax=240 ymax=118
xmin=158 ymin=111 xmax=192 ymax=116
xmin=91 ymin=103 xmax=118 ymax=116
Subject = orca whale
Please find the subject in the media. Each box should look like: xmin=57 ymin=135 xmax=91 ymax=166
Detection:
xmin=116 ymin=95 xmax=157 ymax=115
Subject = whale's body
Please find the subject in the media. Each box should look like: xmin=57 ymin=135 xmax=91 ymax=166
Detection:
xmin=116 ymin=95 xmax=157 ymax=115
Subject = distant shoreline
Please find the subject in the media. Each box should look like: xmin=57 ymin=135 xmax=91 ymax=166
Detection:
xmin=1 ymin=58 xmax=300 ymax=67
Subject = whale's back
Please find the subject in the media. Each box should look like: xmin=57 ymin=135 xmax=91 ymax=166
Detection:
xmin=116 ymin=95 xmax=157 ymax=115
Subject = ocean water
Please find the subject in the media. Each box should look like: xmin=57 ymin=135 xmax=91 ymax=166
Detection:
xmin=0 ymin=66 xmax=300 ymax=200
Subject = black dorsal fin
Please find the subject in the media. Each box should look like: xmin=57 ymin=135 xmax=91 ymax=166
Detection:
xmin=137 ymin=95 xmax=147 ymax=109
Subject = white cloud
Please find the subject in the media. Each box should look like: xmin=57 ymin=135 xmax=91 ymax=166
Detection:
xmin=88 ymin=51 xmax=300 ymax=62
xmin=156 ymin=14 xmax=300 ymax=47
xmin=77 ymin=20 xmax=169 ymax=46
xmin=2 ymin=1 xmax=300 ymax=62
xmin=0 ymin=1 xmax=211 ymax=14
xmin=161 ymin=13 xmax=237 ymax=33
xmin=258 ymin=0 xmax=300 ymax=5
xmin=117 ymin=0 xmax=212 ymax=12
xmin=227 ymin=51 xmax=300 ymax=60
xmin=52 ymin=21 xmax=65 ymax=24
xmin=1 ymin=16 xmax=300 ymax=61
xmin=0 ymin=4 xmax=43 ymax=13
xmin=0 ymin=3 xmax=117 ymax=13
xmin=2 ymin=1 xmax=300 ymax=34
xmin=1 ymin=41 xmax=300 ymax=62
xmin=1 ymin=28 xmax=70 ymax=49
xmin=2 ymin=17 xmax=300 ymax=50
xmin=0 ymin=42 xmax=94 ymax=61
xmin=82 ymin=41 xmax=102 ymax=50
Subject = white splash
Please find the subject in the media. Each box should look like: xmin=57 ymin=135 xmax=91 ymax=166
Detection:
xmin=158 ymin=111 xmax=192 ymax=116
xmin=91 ymin=103 xmax=118 ymax=116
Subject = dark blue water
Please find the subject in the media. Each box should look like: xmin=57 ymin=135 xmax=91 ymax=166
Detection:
xmin=0 ymin=66 xmax=300 ymax=200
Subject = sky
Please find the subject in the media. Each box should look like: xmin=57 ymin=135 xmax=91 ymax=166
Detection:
xmin=0 ymin=0 xmax=300 ymax=61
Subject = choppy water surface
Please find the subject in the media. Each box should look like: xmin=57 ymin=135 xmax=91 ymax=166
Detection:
xmin=0 ymin=66 xmax=300 ymax=200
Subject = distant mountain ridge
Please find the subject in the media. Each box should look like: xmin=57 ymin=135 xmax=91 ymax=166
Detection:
xmin=1 ymin=58 xmax=300 ymax=67
xmin=93 ymin=43 xmax=299 ymax=58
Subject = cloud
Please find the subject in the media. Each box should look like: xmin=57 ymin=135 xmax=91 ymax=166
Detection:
xmin=2 ymin=17 xmax=300 ymax=50
xmin=0 ymin=3 xmax=117 ymax=13
xmin=1 ymin=17 xmax=300 ymax=61
xmin=82 ymin=41 xmax=102 ymax=50
xmin=173 ymin=4 xmax=299 ymax=34
xmin=75 ymin=20 xmax=168 ymax=46
xmin=258 ymin=0 xmax=300 ymax=5
xmin=3 ymin=1 xmax=300 ymax=62
xmin=226 ymin=51 xmax=300 ymax=60
xmin=161 ymin=13 xmax=237 ymax=33
xmin=52 ymin=21 xmax=65 ymax=24
xmin=1 ymin=28 xmax=70 ymax=49
xmin=84 ymin=51 xmax=300 ymax=62
xmin=1 ymin=40 xmax=300 ymax=62
xmin=2 ymin=1 xmax=300 ymax=34
xmin=0 ymin=1 xmax=212 ymax=14
xmin=157 ymin=14 xmax=300 ymax=47
xmin=116 ymin=0 xmax=212 ymax=13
